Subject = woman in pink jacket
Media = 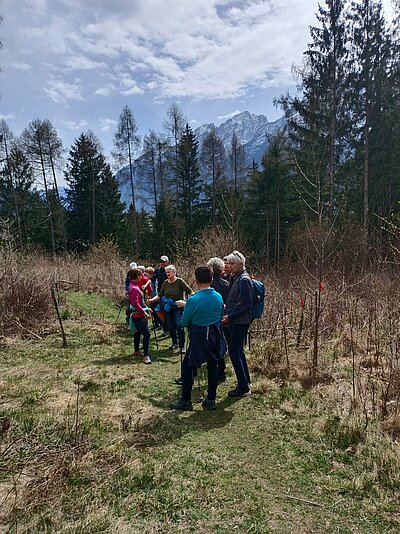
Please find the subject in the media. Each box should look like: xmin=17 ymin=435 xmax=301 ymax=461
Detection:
xmin=128 ymin=268 xmax=152 ymax=364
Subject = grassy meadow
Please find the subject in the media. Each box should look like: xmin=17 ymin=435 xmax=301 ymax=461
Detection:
xmin=1 ymin=283 xmax=400 ymax=533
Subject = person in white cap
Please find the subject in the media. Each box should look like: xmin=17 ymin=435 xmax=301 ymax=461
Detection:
xmin=125 ymin=261 xmax=137 ymax=294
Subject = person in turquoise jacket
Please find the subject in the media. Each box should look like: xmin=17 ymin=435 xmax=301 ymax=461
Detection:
xmin=170 ymin=265 xmax=225 ymax=411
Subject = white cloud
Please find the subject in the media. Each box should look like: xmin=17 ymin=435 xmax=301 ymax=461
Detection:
xmin=65 ymin=55 xmax=106 ymax=71
xmin=61 ymin=119 xmax=88 ymax=130
xmin=95 ymin=84 xmax=115 ymax=96
xmin=43 ymin=78 xmax=84 ymax=104
xmin=98 ymin=118 xmax=117 ymax=132
xmin=0 ymin=113 xmax=16 ymax=121
xmin=11 ymin=62 xmax=32 ymax=71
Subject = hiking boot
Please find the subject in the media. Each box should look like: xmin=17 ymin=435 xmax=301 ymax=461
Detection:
xmin=168 ymin=343 xmax=179 ymax=351
xmin=170 ymin=398 xmax=193 ymax=411
xmin=174 ymin=376 xmax=183 ymax=385
xmin=202 ymin=397 xmax=217 ymax=410
xmin=218 ymin=374 xmax=227 ymax=384
xmin=180 ymin=348 xmax=186 ymax=355
xmin=143 ymin=355 xmax=152 ymax=364
xmin=227 ymin=386 xmax=251 ymax=398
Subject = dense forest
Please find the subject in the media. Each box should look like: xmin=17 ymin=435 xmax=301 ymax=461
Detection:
xmin=1 ymin=0 xmax=399 ymax=268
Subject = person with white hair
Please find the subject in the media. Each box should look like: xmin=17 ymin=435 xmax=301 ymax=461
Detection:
xmin=150 ymin=264 xmax=194 ymax=352
xmin=222 ymin=250 xmax=253 ymax=397
xmin=125 ymin=261 xmax=138 ymax=294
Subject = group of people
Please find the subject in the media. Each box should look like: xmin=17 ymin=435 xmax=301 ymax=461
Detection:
xmin=125 ymin=251 xmax=253 ymax=411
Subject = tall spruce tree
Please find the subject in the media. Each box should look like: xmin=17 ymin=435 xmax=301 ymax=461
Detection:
xmin=0 ymin=120 xmax=23 ymax=242
xmin=348 ymin=0 xmax=391 ymax=246
xmin=0 ymin=142 xmax=36 ymax=244
xmin=244 ymin=134 xmax=293 ymax=266
xmin=278 ymin=0 xmax=348 ymax=223
xmin=177 ymin=123 xmax=202 ymax=242
xmin=65 ymin=132 xmax=124 ymax=250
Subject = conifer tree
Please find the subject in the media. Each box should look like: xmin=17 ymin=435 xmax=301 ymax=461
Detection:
xmin=112 ymin=105 xmax=140 ymax=252
xmin=0 ymin=120 xmax=22 ymax=242
xmin=244 ymin=134 xmax=293 ymax=266
xmin=177 ymin=123 xmax=202 ymax=241
xmin=21 ymin=119 xmax=57 ymax=253
xmin=0 ymin=142 xmax=35 ymax=244
xmin=200 ymin=129 xmax=226 ymax=225
xmin=164 ymin=104 xmax=185 ymax=223
xmin=65 ymin=132 xmax=124 ymax=250
xmin=278 ymin=0 xmax=348 ymax=223
xmin=348 ymin=0 xmax=391 ymax=245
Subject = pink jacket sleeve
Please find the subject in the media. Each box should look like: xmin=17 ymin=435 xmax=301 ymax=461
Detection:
xmin=128 ymin=284 xmax=145 ymax=316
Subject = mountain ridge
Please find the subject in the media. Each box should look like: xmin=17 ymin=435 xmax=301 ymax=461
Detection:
xmin=194 ymin=110 xmax=285 ymax=164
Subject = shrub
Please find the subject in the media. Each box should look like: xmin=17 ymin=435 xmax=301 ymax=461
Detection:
xmin=0 ymin=273 xmax=52 ymax=335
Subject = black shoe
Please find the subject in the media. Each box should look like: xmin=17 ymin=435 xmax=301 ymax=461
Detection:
xmin=228 ymin=386 xmax=250 ymax=398
xmin=174 ymin=376 xmax=183 ymax=385
xmin=218 ymin=374 xmax=227 ymax=384
xmin=202 ymin=397 xmax=216 ymax=410
xmin=170 ymin=398 xmax=193 ymax=411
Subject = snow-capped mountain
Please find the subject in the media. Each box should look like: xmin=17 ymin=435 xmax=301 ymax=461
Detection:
xmin=116 ymin=111 xmax=286 ymax=209
xmin=195 ymin=111 xmax=285 ymax=165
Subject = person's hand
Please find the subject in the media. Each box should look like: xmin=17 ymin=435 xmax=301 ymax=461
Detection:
xmin=176 ymin=300 xmax=186 ymax=308
xmin=222 ymin=315 xmax=230 ymax=325
xmin=144 ymin=312 xmax=151 ymax=320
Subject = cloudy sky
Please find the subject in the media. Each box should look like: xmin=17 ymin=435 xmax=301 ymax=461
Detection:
xmin=0 ymin=0 xmax=395 ymax=163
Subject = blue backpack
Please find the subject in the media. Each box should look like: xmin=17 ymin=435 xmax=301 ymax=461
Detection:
xmin=251 ymin=279 xmax=265 ymax=319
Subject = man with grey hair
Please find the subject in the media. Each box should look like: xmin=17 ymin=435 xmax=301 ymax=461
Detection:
xmin=222 ymin=250 xmax=253 ymax=397
xmin=207 ymin=257 xmax=229 ymax=304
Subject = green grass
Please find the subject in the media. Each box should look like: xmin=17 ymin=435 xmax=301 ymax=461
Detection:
xmin=0 ymin=291 xmax=399 ymax=533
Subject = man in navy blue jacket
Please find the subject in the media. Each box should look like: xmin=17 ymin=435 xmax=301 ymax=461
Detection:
xmin=170 ymin=265 xmax=225 ymax=411
xmin=222 ymin=251 xmax=253 ymax=398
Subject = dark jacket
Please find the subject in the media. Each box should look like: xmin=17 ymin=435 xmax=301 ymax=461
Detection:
xmin=151 ymin=266 xmax=167 ymax=292
xmin=225 ymin=269 xmax=253 ymax=325
xmin=187 ymin=322 xmax=227 ymax=368
xmin=211 ymin=273 xmax=229 ymax=304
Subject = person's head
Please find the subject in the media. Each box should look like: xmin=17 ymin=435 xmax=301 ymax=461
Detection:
xmin=145 ymin=266 xmax=154 ymax=277
xmin=223 ymin=255 xmax=232 ymax=274
xmin=207 ymin=257 xmax=224 ymax=275
xmin=129 ymin=261 xmax=137 ymax=270
xmin=195 ymin=265 xmax=213 ymax=286
xmin=227 ymin=250 xmax=246 ymax=274
xmin=159 ymin=255 xmax=169 ymax=268
xmin=129 ymin=267 xmax=143 ymax=282
xmin=165 ymin=264 xmax=177 ymax=280
xmin=137 ymin=265 xmax=146 ymax=273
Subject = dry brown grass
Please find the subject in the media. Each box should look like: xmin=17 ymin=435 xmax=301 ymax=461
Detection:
xmin=2 ymin=237 xmax=400 ymax=435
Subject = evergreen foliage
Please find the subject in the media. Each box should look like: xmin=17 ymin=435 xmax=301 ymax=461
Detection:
xmin=65 ymin=132 xmax=124 ymax=251
xmin=1 ymin=0 xmax=398 ymax=265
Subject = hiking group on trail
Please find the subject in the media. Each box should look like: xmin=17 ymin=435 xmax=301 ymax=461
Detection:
xmin=125 ymin=251 xmax=265 ymax=411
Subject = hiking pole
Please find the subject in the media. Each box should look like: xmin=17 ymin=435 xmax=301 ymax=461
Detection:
xmin=115 ymin=303 xmax=122 ymax=324
xmin=197 ymin=365 xmax=204 ymax=403
xmin=151 ymin=313 xmax=159 ymax=350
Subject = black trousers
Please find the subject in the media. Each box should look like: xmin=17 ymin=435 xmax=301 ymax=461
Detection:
xmin=181 ymin=353 xmax=219 ymax=402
